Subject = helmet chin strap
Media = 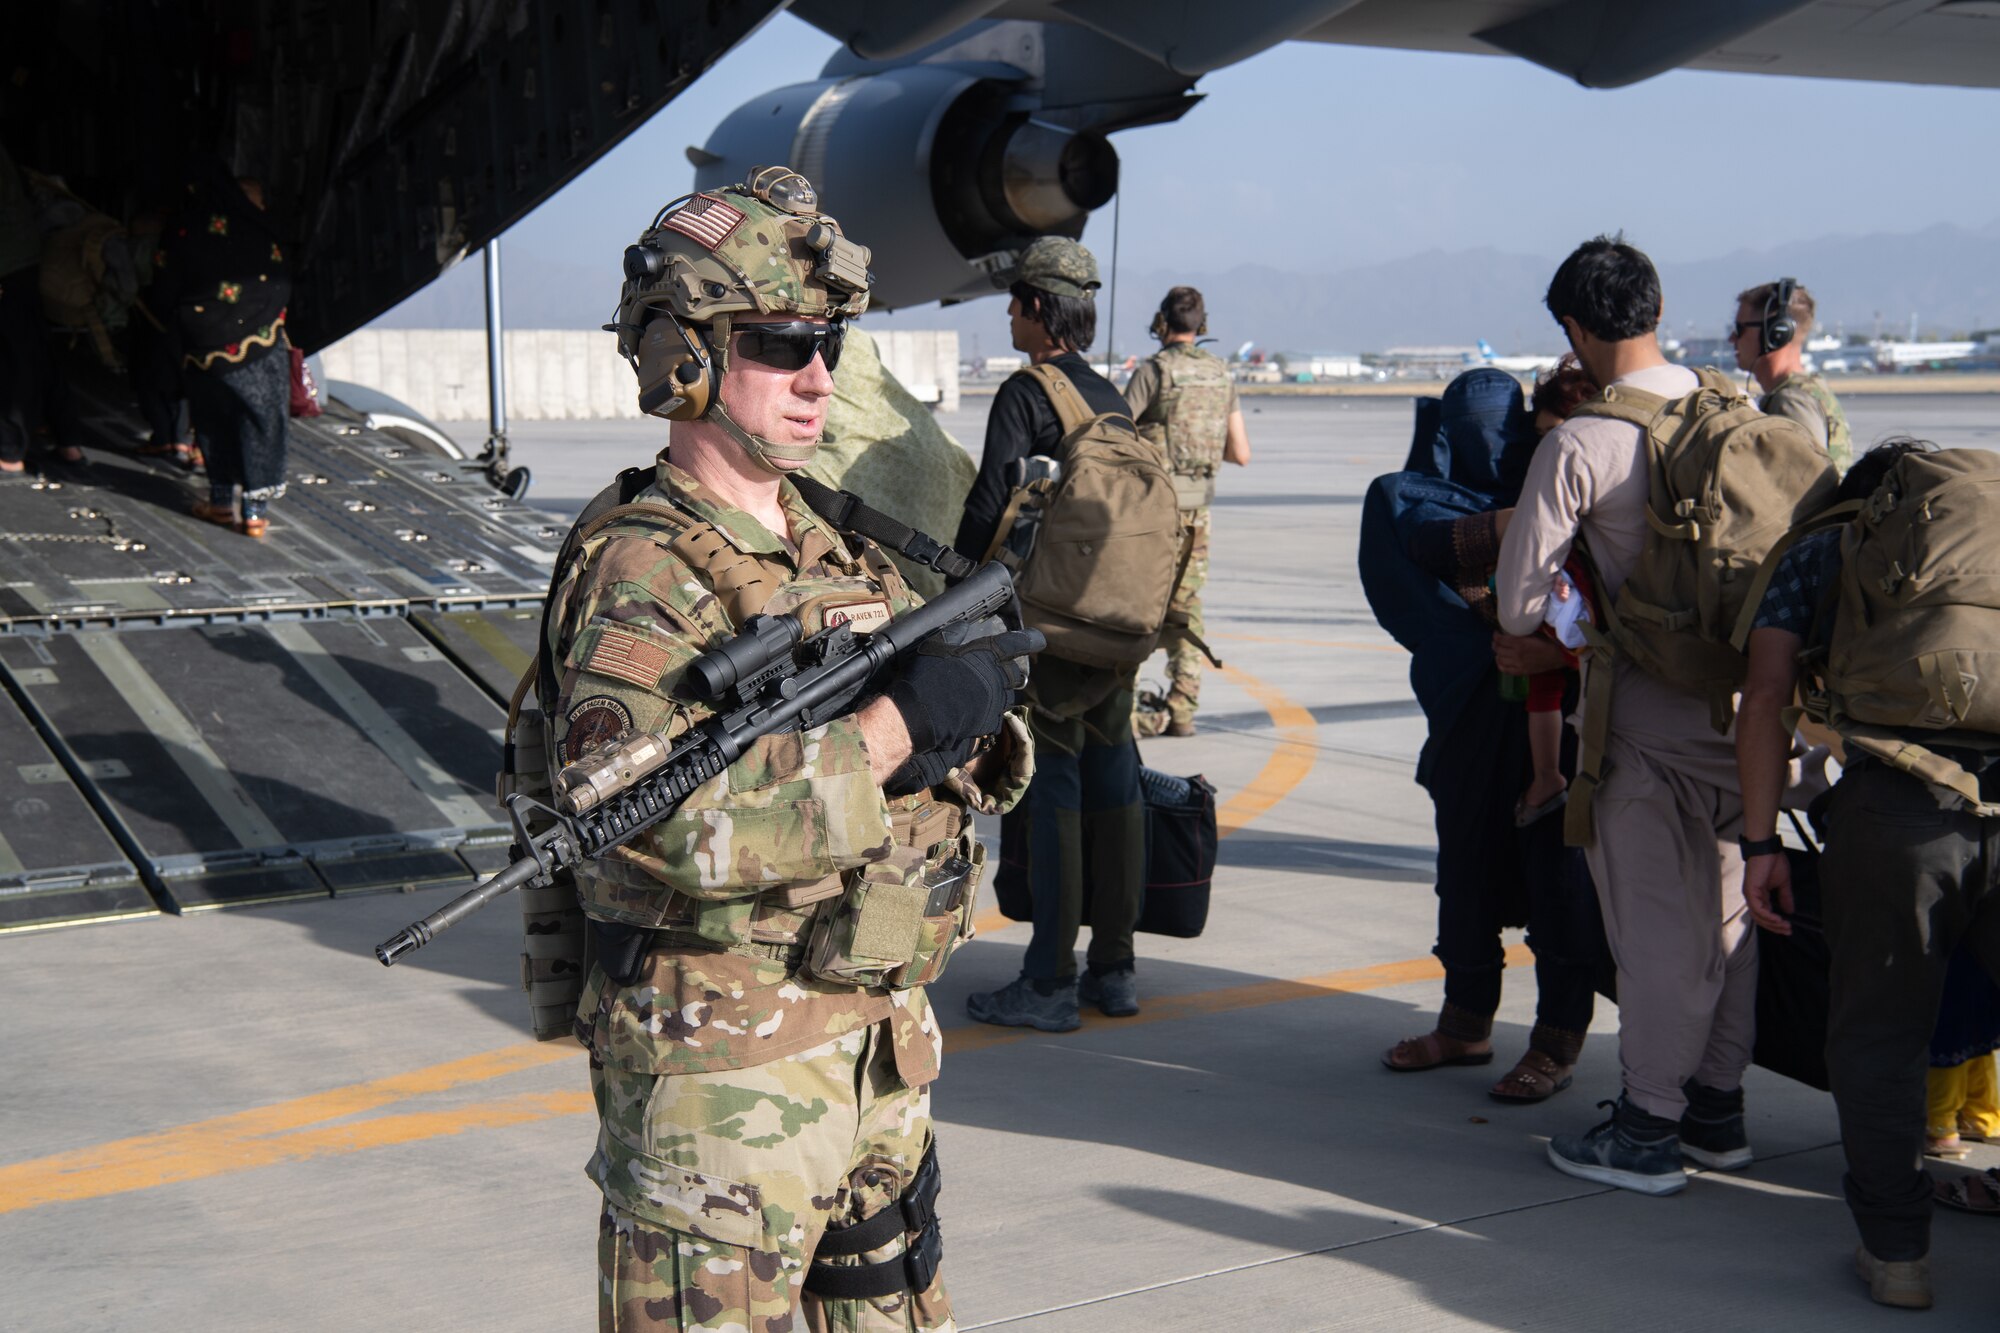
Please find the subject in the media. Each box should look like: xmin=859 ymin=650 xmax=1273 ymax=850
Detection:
xmin=708 ymin=399 xmax=819 ymax=475
xmin=701 ymin=311 xmax=821 ymax=476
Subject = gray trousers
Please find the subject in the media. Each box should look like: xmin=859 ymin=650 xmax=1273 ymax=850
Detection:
xmin=1820 ymin=758 xmax=2000 ymax=1261
xmin=1584 ymin=731 xmax=1755 ymax=1121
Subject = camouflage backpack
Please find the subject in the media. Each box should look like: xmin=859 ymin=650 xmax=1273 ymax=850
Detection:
xmin=1564 ymin=367 xmax=1837 ymax=845
xmin=1134 ymin=342 xmax=1233 ymax=510
xmin=1800 ymin=449 xmax=2000 ymax=813
xmin=985 ymin=363 xmax=1187 ymax=669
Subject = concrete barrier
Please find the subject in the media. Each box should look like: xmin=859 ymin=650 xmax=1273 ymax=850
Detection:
xmin=318 ymin=327 xmax=959 ymax=421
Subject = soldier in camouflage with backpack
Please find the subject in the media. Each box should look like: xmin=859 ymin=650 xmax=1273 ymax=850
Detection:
xmin=1732 ymin=278 xmax=1852 ymax=472
xmin=1126 ymin=286 xmax=1252 ymax=738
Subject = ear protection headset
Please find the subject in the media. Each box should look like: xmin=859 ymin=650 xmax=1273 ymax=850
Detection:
xmin=1761 ymin=277 xmax=1798 ymax=356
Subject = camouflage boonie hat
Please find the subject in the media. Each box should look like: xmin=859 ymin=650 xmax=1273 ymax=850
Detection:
xmin=613 ymin=167 xmax=871 ymax=362
xmin=1009 ymin=236 xmax=1099 ymax=300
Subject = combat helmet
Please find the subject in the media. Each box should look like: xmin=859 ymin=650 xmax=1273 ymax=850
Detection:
xmin=610 ymin=166 xmax=872 ymax=472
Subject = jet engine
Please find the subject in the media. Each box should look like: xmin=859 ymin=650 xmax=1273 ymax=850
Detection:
xmin=692 ymin=65 xmax=1121 ymax=310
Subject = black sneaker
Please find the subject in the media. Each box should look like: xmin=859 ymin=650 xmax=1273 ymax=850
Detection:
xmin=1547 ymin=1097 xmax=1687 ymax=1196
xmin=1079 ymin=967 xmax=1139 ymax=1017
xmin=1679 ymin=1079 xmax=1753 ymax=1171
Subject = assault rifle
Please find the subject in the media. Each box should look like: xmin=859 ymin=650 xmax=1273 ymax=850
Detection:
xmin=375 ymin=560 xmax=1022 ymax=966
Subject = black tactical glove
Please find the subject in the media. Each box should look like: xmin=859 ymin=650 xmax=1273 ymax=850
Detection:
xmin=885 ymin=618 xmax=1042 ymax=759
xmin=883 ymin=735 xmax=979 ymax=798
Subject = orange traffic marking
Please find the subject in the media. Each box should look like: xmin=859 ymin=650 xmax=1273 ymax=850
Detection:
xmin=0 ymin=945 xmax=1498 ymax=1214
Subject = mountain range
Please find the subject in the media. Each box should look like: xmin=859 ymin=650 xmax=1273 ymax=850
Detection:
xmin=370 ymin=218 xmax=2000 ymax=355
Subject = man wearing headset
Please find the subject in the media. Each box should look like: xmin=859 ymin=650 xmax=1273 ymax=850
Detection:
xmin=1732 ymin=278 xmax=1852 ymax=472
xmin=556 ymin=167 xmax=1032 ymax=1331
xmin=1123 ymin=286 xmax=1251 ymax=738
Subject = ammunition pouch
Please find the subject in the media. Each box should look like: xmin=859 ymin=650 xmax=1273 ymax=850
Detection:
xmin=801 ymin=829 xmax=982 ymax=990
xmin=804 ymin=1143 xmax=944 ymax=1299
xmin=1171 ymin=470 xmax=1215 ymax=512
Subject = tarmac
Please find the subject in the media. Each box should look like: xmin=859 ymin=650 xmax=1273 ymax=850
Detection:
xmin=4 ymin=391 xmax=1999 ymax=1331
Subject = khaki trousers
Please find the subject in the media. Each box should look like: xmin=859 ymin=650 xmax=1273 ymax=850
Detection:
xmin=1584 ymin=731 xmax=1755 ymax=1121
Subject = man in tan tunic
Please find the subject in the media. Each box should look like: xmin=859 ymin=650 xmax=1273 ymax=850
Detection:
xmin=1496 ymin=235 xmax=1754 ymax=1198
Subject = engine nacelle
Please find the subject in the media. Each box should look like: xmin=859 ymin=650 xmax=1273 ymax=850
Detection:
xmin=693 ymin=66 xmax=1118 ymax=310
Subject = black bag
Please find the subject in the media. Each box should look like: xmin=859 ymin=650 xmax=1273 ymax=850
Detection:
xmin=1751 ymin=813 xmax=1831 ymax=1091
xmin=992 ymin=767 xmax=1219 ymax=939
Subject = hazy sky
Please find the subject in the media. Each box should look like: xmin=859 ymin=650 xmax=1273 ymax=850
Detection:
xmin=485 ymin=12 xmax=2000 ymax=299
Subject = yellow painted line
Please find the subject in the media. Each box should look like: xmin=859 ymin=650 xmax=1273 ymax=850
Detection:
xmin=0 ymin=1041 xmax=573 ymax=1213
xmin=0 ymin=944 xmax=1517 ymax=1213
xmin=970 ymin=660 xmax=1322 ymax=935
xmin=945 ymin=943 xmax=1533 ymax=1056
xmin=1214 ymin=664 xmax=1320 ymax=839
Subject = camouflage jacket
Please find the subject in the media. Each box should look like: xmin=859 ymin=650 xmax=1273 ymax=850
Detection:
xmin=1762 ymin=371 xmax=1852 ymax=473
xmin=1126 ymin=342 xmax=1235 ymax=478
xmin=551 ymin=457 xmax=1025 ymax=1085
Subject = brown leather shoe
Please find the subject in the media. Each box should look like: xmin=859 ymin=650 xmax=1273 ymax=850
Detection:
xmin=239 ymin=515 xmax=269 ymax=539
xmin=191 ymin=499 xmax=237 ymax=528
xmin=1165 ymin=718 xmax=1195 ymax=737
xmin=1382 ymin=1029 xmax=1494 ymax=1071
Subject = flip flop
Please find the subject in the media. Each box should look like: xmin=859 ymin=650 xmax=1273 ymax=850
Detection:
xmin=1515 ymin=789 xmax=1568 ymax=828
xmin=1934 ymin=1166 xmax=2000 ymax=1214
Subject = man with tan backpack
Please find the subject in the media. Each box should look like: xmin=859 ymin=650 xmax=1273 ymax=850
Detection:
xmin=1737 ymin=439 xmax=2000 ymax=1309
xmin=1496 ymin=235 xmax=1836 ymax=1197
xmin=957 ymin=237 xmax=1184 ymax=1032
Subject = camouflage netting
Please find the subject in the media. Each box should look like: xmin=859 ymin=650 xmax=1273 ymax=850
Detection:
xmin=807 ymin=326 xmax=975 ymax=598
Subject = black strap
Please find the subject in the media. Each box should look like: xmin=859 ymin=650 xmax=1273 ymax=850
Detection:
xmin=803 ymin=1144 xmax=943 ymax=1298
xmin=790 ymin=472 xmax=977 ymax=583
xmin=803 ymin=1219 xmax=941 ymax=1300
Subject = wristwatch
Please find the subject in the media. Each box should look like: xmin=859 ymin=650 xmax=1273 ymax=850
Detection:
xmin=1737 ymin=834 xmax=1785 ymax=858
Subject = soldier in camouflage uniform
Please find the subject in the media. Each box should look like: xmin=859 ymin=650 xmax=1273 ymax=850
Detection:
xmin=1733 ymin=279 xmax=1852 ymax=472
xmin=1123 ymin=287 xmax=1251 ymax=737
xmin=553 ymin=167 xmax=1034 ymax=1332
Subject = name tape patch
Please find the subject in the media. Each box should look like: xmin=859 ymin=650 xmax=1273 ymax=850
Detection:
xmin=824 ymin=599 xmax=892 ymax=634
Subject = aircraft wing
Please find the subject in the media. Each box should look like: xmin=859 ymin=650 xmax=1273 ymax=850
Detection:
xmin=922 ymin=0 xmax=2000 ymax=89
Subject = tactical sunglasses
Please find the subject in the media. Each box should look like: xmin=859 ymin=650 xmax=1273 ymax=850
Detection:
xmin=732 ymin=319 xmax=845 ymax=373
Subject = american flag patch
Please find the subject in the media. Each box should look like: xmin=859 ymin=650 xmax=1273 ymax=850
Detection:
xmin=584 ymin=625 xmax=672 ymax=689
xmin=661 ymin=194 xmax=746 ymax=251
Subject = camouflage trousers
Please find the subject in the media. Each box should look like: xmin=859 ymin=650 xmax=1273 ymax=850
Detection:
xmin=592 ymin=1022 xmax=954 ymax=1333
xmin=1137 ymin=506 xmax=1209 ymax=736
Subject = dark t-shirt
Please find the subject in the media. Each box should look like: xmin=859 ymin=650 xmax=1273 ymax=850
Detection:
xmin=1751 ymin=528 xmax=1842 ymax=635
xmin=954 ymin=352 xmax=1131 ymax=556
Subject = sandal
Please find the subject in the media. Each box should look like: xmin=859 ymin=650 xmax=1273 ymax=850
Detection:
xmin=1488 ymin=1049 xmax=1576 ymax=1104
xmin=1382 ymin=1029 xmax=1494 ymax=1072
xmin=1925 ymin=1132 xmax=1972 ymax=1161
xmin=191 ymin=499 xmax=237 ymax=529
xmin=1934 ymin=1167 xmax=2000 ymax=1214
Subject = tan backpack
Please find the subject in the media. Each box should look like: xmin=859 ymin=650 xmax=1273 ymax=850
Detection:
xmin=1564 ymin=368 xmax=1838 ymax=845
xmin=1798 ymin=449 xmax=2000 ymax=812
xmin=985 ymin=363 xmax=1187 ymax=668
